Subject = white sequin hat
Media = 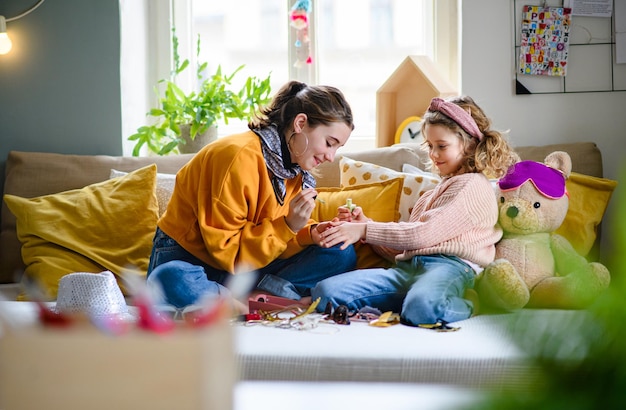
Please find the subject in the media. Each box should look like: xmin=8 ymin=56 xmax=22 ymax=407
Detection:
xmin=54 ymin=271 xmax=135 ymax=320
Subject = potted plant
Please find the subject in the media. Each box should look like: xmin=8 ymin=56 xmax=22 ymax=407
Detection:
xmin=129 ymin=33 xmax=272 ymax=156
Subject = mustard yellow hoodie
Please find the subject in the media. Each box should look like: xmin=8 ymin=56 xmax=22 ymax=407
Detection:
xmin=158 ymin=131 xmax=316 ymax=273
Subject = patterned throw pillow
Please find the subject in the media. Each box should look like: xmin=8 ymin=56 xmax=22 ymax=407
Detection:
xmin=340 ymin=157 xmax=440 ymax=221
xmin=111 ymin=169 xmax=175 ymax=217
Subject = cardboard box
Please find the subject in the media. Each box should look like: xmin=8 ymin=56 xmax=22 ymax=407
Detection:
xmin=376 ymin=55 xmax=457 ymax=147
xmin=0 ymin=320 xmax=235 ymax=410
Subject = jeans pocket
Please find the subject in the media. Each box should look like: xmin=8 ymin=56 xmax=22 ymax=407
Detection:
xmin=152 ymin=246 xmax=182 ymax=267
xmin=149 ymin=229 xmax=189 ymax=273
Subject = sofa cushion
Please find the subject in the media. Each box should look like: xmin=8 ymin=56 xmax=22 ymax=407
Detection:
xmin=4 ymin=165 xmax=159 ymax=299
xmin=312 ymin=178 xmax=403 ymax=223
xmin=110 ymin=169 xmax=176 ymax=217
xmin=4 ymin=164 xmax=158 ymax=299
xmin=556 ymin=172 xmax=617 ymax=259
xmin=515 ymin=142 xmax=603 ymax=178
xmin=0 ymin=151 xmax=193 ymax=284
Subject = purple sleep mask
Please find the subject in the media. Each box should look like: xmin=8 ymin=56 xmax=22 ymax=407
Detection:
xmin=498 ymin=160 xmax=566 ymax=199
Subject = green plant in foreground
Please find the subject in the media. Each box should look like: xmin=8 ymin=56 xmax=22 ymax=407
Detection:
xmin=129 ymin=32 xmax=272 ymax=156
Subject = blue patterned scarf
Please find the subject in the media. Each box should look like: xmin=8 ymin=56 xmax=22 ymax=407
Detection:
xmin=254 ymin=125 xmax=316 ymax=205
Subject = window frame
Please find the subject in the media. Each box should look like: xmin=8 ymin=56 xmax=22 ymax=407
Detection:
xmin=121 ymin=0 xmax=460 ymax=155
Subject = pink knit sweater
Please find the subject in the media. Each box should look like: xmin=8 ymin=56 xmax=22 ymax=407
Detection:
xmin=366 ymin=172 xmax=502 ymax=267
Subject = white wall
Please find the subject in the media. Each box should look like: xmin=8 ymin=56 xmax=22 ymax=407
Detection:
xmin=461 ymin=0 xmax=626 ymax=260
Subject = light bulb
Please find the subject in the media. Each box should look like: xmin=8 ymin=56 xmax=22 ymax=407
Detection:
xmin=0 ymin=33 xmax=12 ymax=55
xmin=0 ymin=16 xmax=11 ymax=55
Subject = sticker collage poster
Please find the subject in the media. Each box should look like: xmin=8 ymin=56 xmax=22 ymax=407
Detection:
xmin=519 ymin=5 xmax=572 ymax=76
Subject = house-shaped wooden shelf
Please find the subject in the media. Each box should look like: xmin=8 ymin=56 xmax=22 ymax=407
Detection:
xmin=376 ymin=55 xmax=457 ymax=147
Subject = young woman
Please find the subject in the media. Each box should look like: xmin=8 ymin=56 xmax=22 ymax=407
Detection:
xmin=312 ymin=96 xmax=518 ymax=325
xmin=147 ymin=81 xmax=356 ymax=310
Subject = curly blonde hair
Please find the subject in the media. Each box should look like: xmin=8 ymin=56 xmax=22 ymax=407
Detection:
xmin=421 ymin=95 xmax=518 ymax=179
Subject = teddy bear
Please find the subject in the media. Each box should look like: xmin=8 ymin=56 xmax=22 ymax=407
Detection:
xmin=476 ymin=151 xmax=610 ymax=311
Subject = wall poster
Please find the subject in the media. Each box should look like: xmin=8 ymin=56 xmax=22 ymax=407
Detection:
xmin=518 ymin=5 xmax=572 ymax=76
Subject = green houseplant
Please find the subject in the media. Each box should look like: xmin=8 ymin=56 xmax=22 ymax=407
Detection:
xmin=129 ymin=34 xmax=272 ymax=156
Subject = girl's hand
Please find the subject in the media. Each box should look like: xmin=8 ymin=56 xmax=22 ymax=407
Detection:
xmin=336 ymin=205 xmax=368 ymax=222
xmin=319 ymin=221 xmax=367 ymax=250
xmin=285 ymin=188 xmax=317 ymax=232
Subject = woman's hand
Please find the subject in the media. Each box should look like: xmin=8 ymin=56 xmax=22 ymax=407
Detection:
xmin=311 ymin=221 xmax=332 ymax=245
xmin=285 ymin=188 xmax=317 ymax=232
xmin=319 ymin=221 xmax=367 ymax=250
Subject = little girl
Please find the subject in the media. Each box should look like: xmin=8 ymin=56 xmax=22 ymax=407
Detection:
xmin=312 ymin=96 xmax=517 ymax=325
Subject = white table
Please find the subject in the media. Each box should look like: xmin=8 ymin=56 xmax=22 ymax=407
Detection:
xmin=234 ymin=381 xmax=482 ymax=410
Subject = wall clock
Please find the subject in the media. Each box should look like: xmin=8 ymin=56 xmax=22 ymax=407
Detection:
xmin=394 ymin=116 xmax=423 ymax=144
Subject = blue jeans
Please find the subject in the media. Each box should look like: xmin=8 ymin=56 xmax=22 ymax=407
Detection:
xmin=146 ymin=228 xmax=357 ymax=308
xmin=311 ymin=254 xmax=476 ymax=325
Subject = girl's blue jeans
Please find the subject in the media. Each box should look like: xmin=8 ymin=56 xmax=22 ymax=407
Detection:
xmin=311 ymin=254 xmax=476 ymax=325
xmin=146 ymin=227 xmax=357 ymax=308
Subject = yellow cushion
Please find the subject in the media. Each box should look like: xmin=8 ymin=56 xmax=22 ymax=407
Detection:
xmin=556 ymin=172 xmax=617 ymax=258
xmin=4 ymin=164 xmax=159 ymax=299
xmin=110 ymin=168 xmax=175 ymax=217
xmin=340 ymin=157 xmax=439 ymax=221
xmin=312 ymin=178 xmax=403 ymax=269
xmin=312 ymin=178 xmax=403 ymax=222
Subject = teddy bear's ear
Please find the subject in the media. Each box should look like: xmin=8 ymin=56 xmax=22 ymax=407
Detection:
xmin=544 ymin=151 xmax=572 ymax=179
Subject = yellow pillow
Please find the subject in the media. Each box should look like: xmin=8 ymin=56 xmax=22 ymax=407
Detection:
xmin=4 ymin=164 xmax=159 ymax=299
xmin=340 ymin=156 xmax=439 ymax=222
xmin=110 ymin=168 xmax=176 ymax=217
xmin=312 ymin=178 xmax=403 ymax=269
xmin=555 ymin=172 xmax=618 ymax=258
xmin=312 ymin=178 xmax=403 ymax=222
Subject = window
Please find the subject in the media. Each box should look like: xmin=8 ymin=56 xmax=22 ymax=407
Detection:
xmin=120 ymin=0 xmax=458 ymax=155
xmin=186 ymin=0 xmax=433 ymax=152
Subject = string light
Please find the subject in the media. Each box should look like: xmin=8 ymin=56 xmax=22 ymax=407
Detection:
xmin=0 ymin=16 xmax=12 ymax=54
xmin=0 ymin=0 xmax=46 ymax=55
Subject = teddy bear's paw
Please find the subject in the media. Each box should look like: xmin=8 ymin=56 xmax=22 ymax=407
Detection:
xmin=528 ymin=263 xmax=610 ymax=309
xmin=476 ymin=259 xmax=530 ymax=311
xmin=590 ymin=262 xmax=611 ymax=289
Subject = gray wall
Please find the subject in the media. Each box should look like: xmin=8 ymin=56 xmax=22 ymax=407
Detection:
xmin=0 ymin=0 xmax=121 ymax=194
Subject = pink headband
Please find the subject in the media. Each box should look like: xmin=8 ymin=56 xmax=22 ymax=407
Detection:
xmin=428 ymin=97 xmax=483 ymax=141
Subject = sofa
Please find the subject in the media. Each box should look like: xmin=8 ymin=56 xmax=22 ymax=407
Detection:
xmin=0 ymin=141 xmax=616 ymax=394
